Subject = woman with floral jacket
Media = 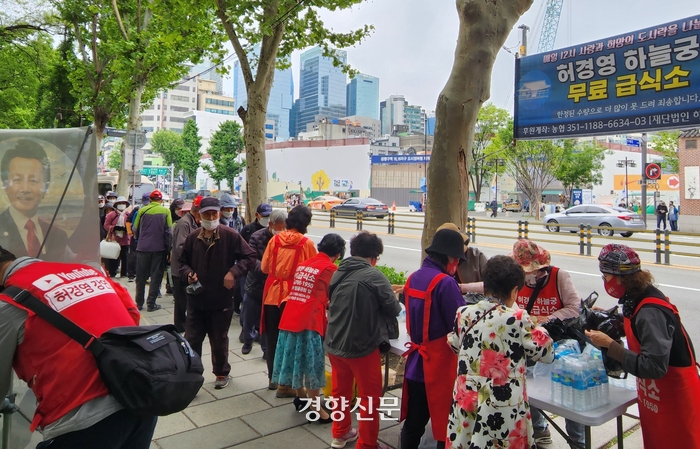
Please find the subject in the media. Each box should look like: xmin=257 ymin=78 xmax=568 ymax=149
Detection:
xmin=447 ymin=255 xmax=554 ymax=449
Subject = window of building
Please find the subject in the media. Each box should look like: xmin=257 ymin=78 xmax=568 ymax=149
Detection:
xmin=170 ymin=128 xmax=183 ymax=133
xmin=175 ymin=85 xmax=190 ymax=92
xmin=170 ymin=117 xmax=188 ymax=123
xmin=141 ymin=115 xmax=154 ymax=121
xmin=204 ymin=108 xmax=234 ymax=115
xmin=265 ymin=133 xmax=274 ymax=139
xmin=170 ymin=105 xmax=189 ymax=112
xmin=205 ymin=98 xmax=235 ymax=107
xmin=265 ymin=124 xmax=274 ymax=130
xmin=687 ymin=139 xmax=698 ymax=150
xmin=143 ymin=127 xmax=154 ymax=133
xmin=162 ymin=93 xmax=168 ymax=99
xmin=171 ymin=94 xmax=190 ymax=102
xmin=157 ymin=104 xmax=161 ymax=110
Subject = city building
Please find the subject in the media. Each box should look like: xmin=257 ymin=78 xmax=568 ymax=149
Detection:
xmin=294 ymin=46 xmax=347 ymax=137
xmin=346 ymin=73 xmax=379 ymax=119
xmin=197 ymin=79 xmax=236 ymax=117
xmin=678 ymin=129 xmax=700 ymax=231
xmin=233 ymin=51 xmax=294 ymax=142
xmin=343 ymin=115 xmax=381 ymax=140
xmin=298 ymin=118 xmax=369 ymax=141
xmin=190 ymin=58 xmax=224 ymax=94
xmin=380 ymin=95 xmax=425 ymax=135
xmin=140 ymin=75 xmax=198 ymax=152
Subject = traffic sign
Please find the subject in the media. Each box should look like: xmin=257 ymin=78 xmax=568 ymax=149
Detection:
xmin=142 ymin=166 xmax=169 ymax=176
xmin=638 ymin=179 xmax=659 ymax=186
xmin=667 ymin=175 xmax=680 ymax=189
xmin=626 ymin=138 xmax=640 ymax=147
xmin=645 ymin=163 xmax=661 ymax=180
xmin=125 ymin=131 xmax=147 ymax=149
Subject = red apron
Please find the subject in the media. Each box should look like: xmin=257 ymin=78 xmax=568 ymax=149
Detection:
xmin=260 ymin=237 xmax=307 ymax=333
xmin=624 ymin=297 xmax=700 ymax=448
xmin=400 ymin=273 xmax=457 ymax=442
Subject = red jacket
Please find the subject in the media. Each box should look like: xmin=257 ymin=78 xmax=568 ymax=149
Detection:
xmin=0 ymin=262 xmax=139 ymax=431
xmin=279 ymin=253 xmax=337 ymax=337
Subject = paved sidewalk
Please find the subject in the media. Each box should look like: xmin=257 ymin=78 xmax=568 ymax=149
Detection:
xmin=120 ymin=278 xmax=644 ymax=449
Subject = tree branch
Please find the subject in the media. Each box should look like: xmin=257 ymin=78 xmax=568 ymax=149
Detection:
xmin=215 ymin=0 xmax=253 ymax=88
xmin=111 ymin=0 xmax=129 ymax=40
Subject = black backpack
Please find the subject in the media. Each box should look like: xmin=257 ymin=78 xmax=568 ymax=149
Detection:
xmin=2 ymin=286 xmax=204 ymax=416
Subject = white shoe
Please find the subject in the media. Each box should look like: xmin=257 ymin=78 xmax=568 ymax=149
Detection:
xmin=331 ymin=428 xmax=359 ymax=448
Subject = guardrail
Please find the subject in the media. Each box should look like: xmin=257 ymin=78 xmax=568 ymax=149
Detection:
xmin=306 ymin=209 xmax=698 ymax=266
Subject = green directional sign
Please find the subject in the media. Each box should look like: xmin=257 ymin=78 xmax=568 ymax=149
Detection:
xmin=142 ymin=166 xmax=169 ymax=176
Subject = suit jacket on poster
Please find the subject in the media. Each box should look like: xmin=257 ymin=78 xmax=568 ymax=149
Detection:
xmin=0 ymin=208 xmax=69 ymax=261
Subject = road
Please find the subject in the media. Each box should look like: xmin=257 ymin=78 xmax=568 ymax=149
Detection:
xmin=305 ymin=213 xmax=700 ymax=347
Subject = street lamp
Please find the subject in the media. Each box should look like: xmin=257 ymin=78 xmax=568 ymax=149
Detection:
xmin=617 ymin=157 xmax=637 ymax=209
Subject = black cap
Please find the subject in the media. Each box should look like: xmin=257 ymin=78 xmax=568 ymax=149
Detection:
xmin=425 ymin=229 xmax=468 ymax=260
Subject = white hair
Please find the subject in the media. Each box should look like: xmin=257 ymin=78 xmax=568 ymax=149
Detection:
xmin=270 ymin=209 xmax=287 ymax=225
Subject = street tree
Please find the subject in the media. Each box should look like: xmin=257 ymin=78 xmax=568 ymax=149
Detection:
xmin=181 ymin=119 xmax=203 ymax=186
xmin=205 ymin=120 xmax=246 ymax=191
xmin=150 ymin=129 xmax=185 ymax=172
xmin=422 ymin=0 xmax=534 ymax=251
xmin=554 ymin=141 xmax=608 ymax=206
xmin=214 ymin=0 xmax=372 ymax=221
xmin=497 ymin=121 xmax=564 ymax=220
xmin=107 ymin=143 xmax=122 ymax=170
xmin=469 ymin=104 xmax=510 ymax=202
xmin=652 ymin=131 xmax=680 ymax=173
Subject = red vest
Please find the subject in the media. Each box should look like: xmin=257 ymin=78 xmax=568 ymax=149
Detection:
xmin=0 ymin=262 xmax=138 ymax=431
xmin=278 ymin=253 xmax=337 ymax=337
xmin=515 ymin=267 xmax=563 ymax=317
xmin=624 ymin=297 xmax=700 ymax=448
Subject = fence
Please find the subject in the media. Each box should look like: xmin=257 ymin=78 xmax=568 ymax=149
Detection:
xmin=305 ymin=209 xmax=700 ymax=266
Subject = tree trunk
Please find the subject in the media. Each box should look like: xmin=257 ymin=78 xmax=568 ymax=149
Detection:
xmin=117 ymin=84 xmax=145 ymax=198
xmin=422 ymin=0 xmax=534 ymax=252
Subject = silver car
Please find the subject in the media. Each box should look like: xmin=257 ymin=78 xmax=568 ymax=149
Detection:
xmin=544 ymin=205 xmax=646 ymax=237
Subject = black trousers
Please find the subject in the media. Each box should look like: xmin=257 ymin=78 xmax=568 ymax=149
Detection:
xmin=263 ymin=303 xmax=285 ymax=381
xmin=172 ymin=275 xmax=187 ymax=333
xmin=127 ymin=238 xmax=138 ymax=278
xmin=185 ymin=304 xmax=235 ymax=377
xmin=400 ymin=379 xmax=445 ymax=449
xmin=106 ymin=245 xmax=129 ymax=277
xmin=36 ymin=409 xmax=157 ymax=449
xmin=135 ymin=251 xmax=165 ymax=307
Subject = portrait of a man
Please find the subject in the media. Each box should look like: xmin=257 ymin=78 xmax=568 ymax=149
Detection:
xmin=0 ymin=139 xmax=69 ymax=261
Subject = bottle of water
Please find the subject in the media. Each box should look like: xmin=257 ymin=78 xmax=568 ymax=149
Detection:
xmin=550 ymin=359 xmax=563 ymax=404
xmin=571 ymin=360 xmax=588 ymax=412
xmin=596 ymin=359 xmax=609 ymax=405
xmin=561 ymin=358 xmax=574 ymax=409
xmin=585 ymin=360 xmax=599 ymax=409
xmin=397 ymin=303 xmax=406 ymax=322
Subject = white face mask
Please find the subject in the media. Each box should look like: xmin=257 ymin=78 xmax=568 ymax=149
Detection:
xmin=221 ymin=211 xmax=233 ymax=219
xmin=270 ymin=228 xmax=281 ymax=235
xmin=116 ymin=204 xmax=126 ymax=211
xmin=259 ymin=217 xmax=270 ymax=227
xmin=525 ymin=274 xmax=537 ymax=286
xmin=201 ymin=219 xmax=219 ymax=231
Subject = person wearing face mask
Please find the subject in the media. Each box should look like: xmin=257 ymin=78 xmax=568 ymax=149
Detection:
xmin=240 ymin=203 xmax=273 ymax=242
xmin=98 ymin=195 xmax=107 ymax=237
xmin=586 ymin=244 xmax=700 ymax=449
xmin=170 ymin=197 xmax=201 ymax=333
xmin=511 ymin=239 xmax=583 ymax=448
xmin=435 ymin=222 xmax=488 ymax=294
xmin=399 ymin=229 xmax=467 ymax=449
xmin=219 ymin=193 xmax=245 ymax=231
xmin=179 ymin=197 xmax=256 ymax=390
xmin=103 ymin=196 xmax=131 ymax=278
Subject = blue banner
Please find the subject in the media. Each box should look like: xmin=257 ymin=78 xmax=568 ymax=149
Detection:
xmin=514 ymin=15 xmax=700 ymax=139
xmin=371 ymin=155 xmax=430 ymax=165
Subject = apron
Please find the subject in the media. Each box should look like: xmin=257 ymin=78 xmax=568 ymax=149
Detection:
xmin=259 ymin=237 xmax=307 ymax=333
xmin=400 ymin=273 xmax=457 ymax=442
xmin=624 ymin=297 xmax=700 ymax=448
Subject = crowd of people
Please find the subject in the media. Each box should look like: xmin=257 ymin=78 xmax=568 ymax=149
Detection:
xmin=0 ymin=195 xmax=698 ymax=449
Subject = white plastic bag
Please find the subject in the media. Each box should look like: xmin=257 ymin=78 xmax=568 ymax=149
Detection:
xmin=100 ymin=240 xmax=121 ymax=259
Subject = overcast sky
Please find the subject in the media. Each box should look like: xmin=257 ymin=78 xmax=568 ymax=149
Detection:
xmin=277 ymin=0 xmax=697 ymax=115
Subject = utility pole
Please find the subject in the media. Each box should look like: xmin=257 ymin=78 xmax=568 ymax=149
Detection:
xmin=518 ymin=24 xmax=530 ymax=57
xmin=641 ymin=133 xmax=648 ymax=225
xmin=617 ymin=157 xmax=637 ymax=209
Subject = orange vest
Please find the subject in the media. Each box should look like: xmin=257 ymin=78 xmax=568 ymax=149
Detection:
xmin=0 ymin=262 xmax=137 ymax=431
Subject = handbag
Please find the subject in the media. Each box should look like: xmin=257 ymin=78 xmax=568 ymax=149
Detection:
xmin=100 ymin=230 xmax=121 ymax=260
xmin=2 ymin=286 xmax=204 ymax=416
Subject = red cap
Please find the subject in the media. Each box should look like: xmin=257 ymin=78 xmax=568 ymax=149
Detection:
xmin=149 ymin=190 xmax=163 ymax=200
xmin=192 ymin=195 xmax=204 ymax=208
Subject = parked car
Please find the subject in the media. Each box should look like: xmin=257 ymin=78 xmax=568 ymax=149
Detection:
xmin=503 ymin=200 xmax=523 ymax=212
xmin=307 ymin=195 xmax=344 ymax=210
xmin=332 ymin=198 xmax=389 ymax=218
xmin=544 ymin=205 xmax=646 ymax=237
xmin=185 ymin=189 xmax=212 ymax=200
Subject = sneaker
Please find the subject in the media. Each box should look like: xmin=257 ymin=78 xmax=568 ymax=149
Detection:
xmin=147 ymin=304 xmax=162 ymax=312
xmin=128 ymin=277 xmax=135 ymax=283
xmin=533 ymin=427 xmax=552 ymax=445
xmin=331 ymin=428 xmax=359 ymax=449
xmin=268 ymin=381 xmax=278 ymax=390
xmin=241 ymin=343 xmax=252 ymax=355
xmin=214 ymin=375 xmax=231 ymax=389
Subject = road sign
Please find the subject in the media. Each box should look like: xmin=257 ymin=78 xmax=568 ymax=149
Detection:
xmin=667 ymin=175 xmax=680 ymax=189
xmin=125 ymin=131 xmax=147 ymax=149
xmin=142 ymin=166 xmax=169 ymax=176
xmin=645 ymin=163 xmax=661 ymax=180
xmin=626 ymin=138 xmax=640 ymax=147
xmin=123 ymin=148 xmax=144 ymax=171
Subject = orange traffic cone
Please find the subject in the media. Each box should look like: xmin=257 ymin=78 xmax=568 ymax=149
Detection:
xmin=392 ymin=201 xmax=396 ymax=211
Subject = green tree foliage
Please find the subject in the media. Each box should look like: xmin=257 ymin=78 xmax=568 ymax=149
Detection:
xmin=553 ymin=141 xmax=608 ymax=205
xmin=180 ymin=120 xmax=203 ymax=184
xmin=107 ymin=143 xmax=122 ymax=170
xmin=214 ymin=0 xmax=373 ymax=221
xmin=652 ymin=131 xmax=680 ymax=173
xmin=35 ymin=35 xmax=83 ymax=128
xmin=150 ymin=130 xmax=185 ymax=172
xmin=469 ymin=104 xmax=510 ymax=201
xmin=205 ymin=121 xmax=246 ymax=190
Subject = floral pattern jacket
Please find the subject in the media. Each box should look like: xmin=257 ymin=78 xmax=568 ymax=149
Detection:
xmin=447 ymin=298 xmax=555 ymax=449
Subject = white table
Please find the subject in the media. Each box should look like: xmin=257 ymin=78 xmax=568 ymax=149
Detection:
xmin=383 ymin=327 xmax=411 ymax=393
xmin=527 ymin=376 xmax=638 ymax=449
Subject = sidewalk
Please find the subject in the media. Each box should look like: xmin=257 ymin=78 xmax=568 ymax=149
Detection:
xmin=120 ymin=278 xmax=643 ymax=449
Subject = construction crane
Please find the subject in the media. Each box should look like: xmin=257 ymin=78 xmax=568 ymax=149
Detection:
xmin=536 ymin=0 xmax=565 ymax=53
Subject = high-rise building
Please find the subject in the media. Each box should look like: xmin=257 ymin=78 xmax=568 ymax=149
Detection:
xmin=295 ymin=46 xmax=347 ymax=137
xmin=380 ymin=95 xmax=425 ymax=135
xmin=197 ymin=79 xmax=236 ymax=116
xmin=233 ymin=52 xmax=294 ymax=142
xmin=346 ymin=73 xmax=379 ymax=119
xmin=190 ymin=59 xmax=224 ymax=94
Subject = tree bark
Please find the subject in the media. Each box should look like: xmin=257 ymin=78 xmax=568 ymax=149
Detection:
xmin=117 ymin=83 xmax=145 ymax=197
xmin=242 ymin=80 xmax=273 ymax=222
xmin=422 ymin=0 xmax=533 ymax=252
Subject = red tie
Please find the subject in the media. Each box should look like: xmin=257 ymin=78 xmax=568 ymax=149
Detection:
xmin=25 ymin=220 xmax=41 ymax=257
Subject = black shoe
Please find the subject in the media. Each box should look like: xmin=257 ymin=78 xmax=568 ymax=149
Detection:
xmin=147 ymin=304 xmax=162 ymax=312
xmin=309 ymin=416 xmax=333 ymax=424
xmin=242 ymin=343 xmax=252 ymax=355
xmin=137 ymin=305 xmax=143 ymax=311
xmin=268 ymin=381 xmax=277 ymax=390
xmin=262 ymin=351 xmax=267 ymax=361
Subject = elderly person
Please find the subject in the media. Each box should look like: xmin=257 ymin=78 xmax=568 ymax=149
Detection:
xmin=220 ymin=193 xmax=244 ymax=231
xmin=325 ymin=231 xmax=401 ymax=449
xmin=273 ymin=233 xmax=347 ymax=423
xmin=103 ymin=196 xmax=131 ymax=278
xmin=447 ymin=255 xmax=555 ymax=449
xmin=511 ymin=239 xmax=583 ymax=447
xmin=170 ymin=197 xmax=201 ymax=333
xmin=435 ymin=223 xmax=488 ymax=293
xmin=400 ymin=229 xmax=467 ymax=449
xmin=179 ymin=197 xmax=256 ymax=389
xmin=262 ymin=205 xmax=317 ymax=396
xmin=586 ymin=244 xmax=700 ymax=448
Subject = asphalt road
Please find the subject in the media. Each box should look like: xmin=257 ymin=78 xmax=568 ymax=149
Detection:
xmin=305 ymin=214 xmax=700 ymax=347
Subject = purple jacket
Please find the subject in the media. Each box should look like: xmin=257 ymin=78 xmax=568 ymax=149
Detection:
xmin=405 ymin=257 xmax=466 ymax=382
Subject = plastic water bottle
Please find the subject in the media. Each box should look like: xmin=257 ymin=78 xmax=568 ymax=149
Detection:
xmin=596 ymin=359 xmax=610 ymax=405
xmin=550 ymin=359 xmax=563 ymax=404
xmin=571 ymin=360 xmax=588 ymax=412
xmin=397 ymin=303 xmax=406 ymax=322
xmin=561 ymin=359 xmax=574 ymax=409
xmin=585 ymin=360 xmax=599 ymax=409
